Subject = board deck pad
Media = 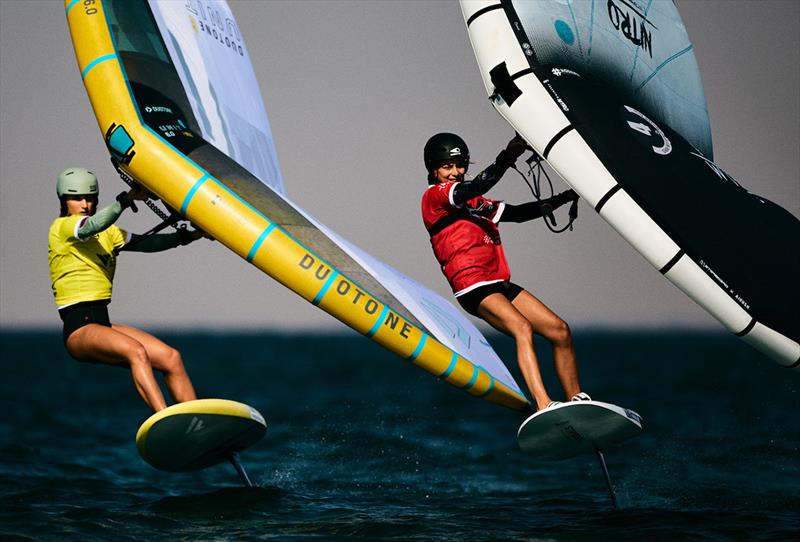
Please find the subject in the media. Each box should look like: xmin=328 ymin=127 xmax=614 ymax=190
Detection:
xmin=136 ymin=399 xmax=266 ymax=472
xmin=517 ymin=401 xmax=642 ymax=460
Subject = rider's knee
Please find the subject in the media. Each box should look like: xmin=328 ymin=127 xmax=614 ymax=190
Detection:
xmin=163 ymin=347 xmax=185 ymax=373
xmin=550 ymin=319 xmax=572 ymax=347
xmin=128 ymin=343 xmax=150 ymax=367
xmin=513 ymin=318 xmax=534 ymax=340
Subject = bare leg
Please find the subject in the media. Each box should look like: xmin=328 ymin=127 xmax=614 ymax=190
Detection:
xmin=511 ymin=290 xmax=581 ymax=399
xmin=66 ymin=323 xmax=168 ymax=411
xmin=111 ymin=323 xmax=197 ymax=404
xmin=66 ymin=323 xmax=197 ymax=412
xmin=476 ymin=293 xmax=552 ymax=410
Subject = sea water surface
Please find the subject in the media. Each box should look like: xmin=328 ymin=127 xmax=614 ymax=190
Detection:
xmin=1 ymin=330 xmax=798 ymax=541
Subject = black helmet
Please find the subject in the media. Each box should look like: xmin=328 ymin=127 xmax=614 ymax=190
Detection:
xmin=424 ymin=132 xmax=469 ymax=172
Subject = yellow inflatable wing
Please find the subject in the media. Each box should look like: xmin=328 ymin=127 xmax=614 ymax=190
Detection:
xmin=64 ymin=0 xmax=529 ymax=411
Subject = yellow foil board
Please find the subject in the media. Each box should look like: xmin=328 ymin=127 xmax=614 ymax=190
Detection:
xmin=136 ymin=399 xmax=267 ymax=472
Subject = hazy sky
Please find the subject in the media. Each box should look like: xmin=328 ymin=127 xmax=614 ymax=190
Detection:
xmin=1 ymin=0 xmax=797 ymax=333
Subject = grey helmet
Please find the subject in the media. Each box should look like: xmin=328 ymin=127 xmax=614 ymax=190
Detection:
xmin=56 ymin=167 xmax=98 ymax=198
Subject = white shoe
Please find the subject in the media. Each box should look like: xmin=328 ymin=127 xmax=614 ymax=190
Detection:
xmin=541 ymin=400 xmax=561 ymax=411
xmin=571 ymin=392 xmax=591 ymax=401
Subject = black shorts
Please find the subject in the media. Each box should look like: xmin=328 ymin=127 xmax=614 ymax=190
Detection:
xmin=456 ymin=281 xmax=523 ymax=317
xmin=59 ymin=300 xmax=111 ymax=344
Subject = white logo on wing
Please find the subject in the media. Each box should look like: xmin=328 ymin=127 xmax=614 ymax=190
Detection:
xmin=624 ymin=105 xmax=672 ymax=155
xmin=689 ymin=151 xmax=743 ymax=188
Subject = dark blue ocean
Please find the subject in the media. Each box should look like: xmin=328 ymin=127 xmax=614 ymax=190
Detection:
xmin=1 ymin=330 xmax=797 ymax=541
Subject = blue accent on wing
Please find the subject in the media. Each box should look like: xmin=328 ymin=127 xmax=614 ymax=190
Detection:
xmin=312 ymin=270 xmax=339 ymax=306
xmin=440 ymin=352 xmax=458 ymax=378
xmin=629 ymin=0 xmax=655 ymax=81
xmin=408 ymin=334 xmax=428 ymax=361
xmin=82 ymin=54 xmax=117 ymax=79
xmin=478 ymin=375 xmax=495 ymax=398
xmin=366 ymin=305 xmax=390 ymax=338
xmin=462 ymin=366 xmax=480 ymax=390
xmin=246 ymin=223 xmax=276 ymax=263
xmin=587 ymin=0 xmax=596 ymax=64
xmin=566 ymin=2 xmax=583 ymax=57
xmin=554 ymin=20 xmax=575 ymax=45
xmin=635 ymin=44 xmax=694 ymax=93
xmin=180 ymin=174 xmax=210 ymax=216
xmin=66 ymin=0 xmax=80 ymax=13
xmin=108 ymin=126 xmax=134 ymax=156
